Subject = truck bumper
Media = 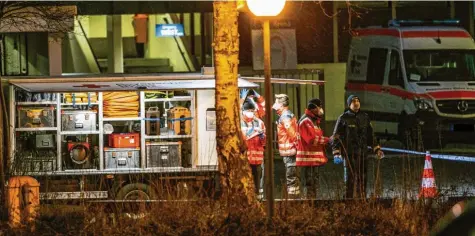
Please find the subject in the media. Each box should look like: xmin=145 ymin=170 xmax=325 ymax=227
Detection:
xmin=415 ymin=111 xmax=475 ymax=146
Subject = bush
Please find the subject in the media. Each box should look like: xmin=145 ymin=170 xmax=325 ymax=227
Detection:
xmin=1 ymin=198 xmax=447 ymax=235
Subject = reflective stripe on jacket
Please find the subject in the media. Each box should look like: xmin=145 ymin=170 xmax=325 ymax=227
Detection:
xmin=241 ymin=118 xmax=266 ymax=165
xmin=276 ymin=109 xmax=298 ymax=157
xmin=296 ymin=114 xmax=329 ymax=166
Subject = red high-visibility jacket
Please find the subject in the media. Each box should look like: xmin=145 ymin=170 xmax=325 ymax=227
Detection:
xmin=276 ymin=109 xmax=298 ymax=157
xmin=255 ymin=96 xmax=265 ymax=119
xmin=296 ymin=110 xmax=329 ymax=166
xmin=241 ymin=118 xmax=266 ymax=165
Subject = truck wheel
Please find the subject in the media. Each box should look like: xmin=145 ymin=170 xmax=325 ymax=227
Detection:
xmin=115 ymin=183 xmax=155 ymax=200
xmin=115 ymin=183 xmax=155 ymax=219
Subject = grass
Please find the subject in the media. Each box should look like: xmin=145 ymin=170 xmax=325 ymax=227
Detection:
xmin=0 ymin=197 xmax=452 ymax=236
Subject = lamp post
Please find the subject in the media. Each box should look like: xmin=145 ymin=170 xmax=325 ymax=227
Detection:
xmin=247 ymin=0 xmax=286 ymax=220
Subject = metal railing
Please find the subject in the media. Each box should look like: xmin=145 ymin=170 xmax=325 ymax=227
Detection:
xmin=240 ymin=68 xmax=324 ymax=154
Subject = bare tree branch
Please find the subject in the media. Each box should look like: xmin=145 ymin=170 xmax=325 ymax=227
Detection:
xmin=0 ymin=2 xmax=76 ymax=34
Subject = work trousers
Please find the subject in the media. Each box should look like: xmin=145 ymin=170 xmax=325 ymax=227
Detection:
xmin=283 ymin=156 xmax=300 ymax=196
xmin=301 ymin=166 xmax=320 ymax=199
xmin=250 ymin=163 xmax=264 ymax=198
xmin=345 ymin=151 xmax=368 ymax=199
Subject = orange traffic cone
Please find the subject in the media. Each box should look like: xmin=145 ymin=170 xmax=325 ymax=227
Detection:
xmin=419 ymin=151 xmax=438 ymax=198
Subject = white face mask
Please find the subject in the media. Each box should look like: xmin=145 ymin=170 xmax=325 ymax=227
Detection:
xmin=318 ymin=107 xmax=324 ymax=116
xmin=272 ymin=102 xmax=282 ymax=111
xmin=243 ymin=111 xmax=255 ymax=119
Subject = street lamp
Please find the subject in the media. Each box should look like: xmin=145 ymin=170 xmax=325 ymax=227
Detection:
xmin=247 ymin=0 xmax=286 ymax=220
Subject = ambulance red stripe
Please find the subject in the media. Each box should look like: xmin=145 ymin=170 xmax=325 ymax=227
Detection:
xmin=352 ymin=29 xmax=470 ymax=38
xmin=346 ymin=82 xmax=475 ymax=100
xmin=426 ymin=90 xmax=475 ymax=99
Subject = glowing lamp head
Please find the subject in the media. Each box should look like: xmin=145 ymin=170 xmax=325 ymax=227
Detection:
xmin=247 ymin=0 xmax=286 ymax=17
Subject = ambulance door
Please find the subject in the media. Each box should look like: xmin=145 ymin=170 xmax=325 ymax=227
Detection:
xmin=364 ymin=47 xmax=389 ymax=135
xmin=382 ymin=49 xmax=407 ymax=136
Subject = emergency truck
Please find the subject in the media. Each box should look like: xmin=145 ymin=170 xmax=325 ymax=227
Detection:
xmin=346 ymin=19 xmax=475 ymax=150
xmin=6 ymin=68 xmax=321 ymax=202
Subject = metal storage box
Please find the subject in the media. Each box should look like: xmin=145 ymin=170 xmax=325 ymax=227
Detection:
xmin=61 ymin=110 xmax=97 ymax=131
xmin=104 ymin=148 xmax=140 ymax=169
xmin=18 ymin=106 xmax=55 ymax=128
xmin=146 ymin=142 xmax=181 ymax=167
xmin=35 ymin=134 xmax=55 ymax=149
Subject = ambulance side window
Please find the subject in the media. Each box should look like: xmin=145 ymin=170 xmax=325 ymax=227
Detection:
xmin=389 ymin=50 xmax=404 ymax=88
xmin=366 ymin=48 xmax=387 ymax=85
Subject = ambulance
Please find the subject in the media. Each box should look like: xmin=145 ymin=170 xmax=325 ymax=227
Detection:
xmin=346 ymin=19 xmax=475 ymax=149
xmin=6 ymin=68 xmax=321 ymax=202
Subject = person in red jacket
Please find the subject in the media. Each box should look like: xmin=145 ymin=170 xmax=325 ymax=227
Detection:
xmin=297 ymin=98 xmax=330 ymax=199
xmin=273 ymin=94 xmax=300 ymax=198
xmin=241 ymin=98 xmax=266 ymax=198
xmin=240 ymin=89 xmax=265 ymax=119
xmin=132 ymin=14 xmax=148 ymax=58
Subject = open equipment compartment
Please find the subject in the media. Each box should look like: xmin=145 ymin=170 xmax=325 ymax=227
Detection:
xmin=8 ymin=72 xmax=260 ymax=176
xmin=7 ymin=69 xmax=323 ymax=201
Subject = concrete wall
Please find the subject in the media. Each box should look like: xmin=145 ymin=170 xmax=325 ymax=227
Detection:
xmin=62 ymin=19 xmax=101 ymax=74
xmin=79 ymin=14 xmax=194 ymax=72
xmin=82 ymin=15 xmax=135 ymax=38
xmin=3 ymin=33 xmax=49 ymax=76
xmin=147 ymin=14 xmax=194 ymax=72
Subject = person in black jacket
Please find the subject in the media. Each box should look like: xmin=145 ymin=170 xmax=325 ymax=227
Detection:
xmin=331 ymin=95 xmax=384 ymax=199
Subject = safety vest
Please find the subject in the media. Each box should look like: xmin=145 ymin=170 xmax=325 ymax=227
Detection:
xmin=276 ymin=109 xmax=298 ymax=157
xmin=241 ymin=118 xmax=265 ymax=165
xmin=296 ymin=115 xmax=328 ymax=166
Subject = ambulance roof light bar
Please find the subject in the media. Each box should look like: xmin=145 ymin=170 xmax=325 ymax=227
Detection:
xmin=388 ymin=19 xmax=460 ymax=27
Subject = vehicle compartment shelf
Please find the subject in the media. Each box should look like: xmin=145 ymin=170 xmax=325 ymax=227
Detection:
xmin=16 ymin=102 xmax=57 ymax=105
xmin=144 ymin=96 xmax=192 ymax=102
xmin=16 ymin=127 xmax=58 ymax=132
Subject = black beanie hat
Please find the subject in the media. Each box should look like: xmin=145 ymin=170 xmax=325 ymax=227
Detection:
xmin=347 ymin=95 xmax=359 ymax=107
xmin=307 ymin=98 xmax=322 ymax=109
xmin=242 ymin=98 xmax=256 ymax=110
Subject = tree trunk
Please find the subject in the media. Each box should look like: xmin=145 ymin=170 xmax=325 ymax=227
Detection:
xmin=0 ymin=82 xmax=3 ymax=201
xmin=213 ymin=1 xmax=256 ymax=204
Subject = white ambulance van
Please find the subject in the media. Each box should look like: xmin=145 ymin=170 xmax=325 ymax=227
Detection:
xmin=346 ymin=19 xmax=475 ymax=150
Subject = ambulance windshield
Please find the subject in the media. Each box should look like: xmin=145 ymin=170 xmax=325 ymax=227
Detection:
xmin=404 ymin=50 xmax=475 ymax=82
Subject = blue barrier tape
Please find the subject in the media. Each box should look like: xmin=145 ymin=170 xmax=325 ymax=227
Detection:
xmin=379 ymin=147 xmax=424 ymax=155
xmin=367 ymin=146 xmax=475 ymax=163
xmin=143 ymin=118 xmax=160 ymax=121
xmin=431 ymin=154 xmax=475 ymax=163
xmin=343 ymin=159 xmax=347 ymax=183
xmin=168 ymin=117 xmax=193 ymax=122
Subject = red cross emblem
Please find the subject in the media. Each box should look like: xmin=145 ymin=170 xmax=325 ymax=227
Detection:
xmin=73 ymin=84 xmax=110 ymax=89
